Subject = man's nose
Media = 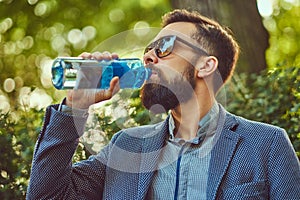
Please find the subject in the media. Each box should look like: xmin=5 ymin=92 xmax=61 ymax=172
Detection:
xmin=143 ymin=49 xmax=158 ymax=65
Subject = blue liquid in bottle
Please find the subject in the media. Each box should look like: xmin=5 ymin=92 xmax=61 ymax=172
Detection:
xmin=51 ymin=57 xmax=151 ymax=90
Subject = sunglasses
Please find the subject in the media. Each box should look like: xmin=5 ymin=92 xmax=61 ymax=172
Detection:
xmin=144 ymin=35 xmax=209 ymax=58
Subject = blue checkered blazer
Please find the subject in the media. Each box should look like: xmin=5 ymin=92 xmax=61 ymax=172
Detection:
xmin=26 ymin=104 xmax=300 ymax=199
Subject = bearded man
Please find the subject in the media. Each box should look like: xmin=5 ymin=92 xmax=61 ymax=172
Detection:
xmin=27 ymin=9 xmax=300 ymax=200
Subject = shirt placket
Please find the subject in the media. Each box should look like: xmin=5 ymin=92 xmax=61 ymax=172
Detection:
xmin=174 ymin=142 xmax=193 ymax=200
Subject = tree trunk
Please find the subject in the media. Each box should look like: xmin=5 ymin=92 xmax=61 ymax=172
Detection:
xmin=171 ymin=0 xmax=269 ymax=74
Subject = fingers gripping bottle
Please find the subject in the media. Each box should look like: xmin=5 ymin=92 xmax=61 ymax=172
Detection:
xmin=51 ymin=57 xmax=152 ymax=90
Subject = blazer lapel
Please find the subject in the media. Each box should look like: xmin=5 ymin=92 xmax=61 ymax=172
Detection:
xmin=137 ymin=118 xmax=169 ymax=199
xmin=104 ymin=118 xmax=169 ymax=200
xmin=207 ymin=107 xmax=241 ymax=200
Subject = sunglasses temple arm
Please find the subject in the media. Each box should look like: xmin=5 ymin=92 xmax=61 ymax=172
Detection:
xmin=176 ymin=37 xmax=209 ymax=56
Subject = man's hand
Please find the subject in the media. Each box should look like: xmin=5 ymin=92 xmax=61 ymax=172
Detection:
xmin=65 ymin=52 xmax=120 ymax=109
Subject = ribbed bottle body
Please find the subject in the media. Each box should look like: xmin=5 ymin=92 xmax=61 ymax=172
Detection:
xmin=51 ymin=57 xmax=151 ymax=89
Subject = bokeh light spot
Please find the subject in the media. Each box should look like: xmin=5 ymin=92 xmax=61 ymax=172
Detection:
xmin=0 ymin=18 xmax=13 ymax=34
xmin=27 ymin=0 xmax=39 ymax=5
xmin=133 ymin=21 xmax=150 ymax=37
xmin=257 ymin=0 xmax=273 ymax=17
xmin=0 ymin=100 xmax=10 ymax=113
xmin=82 ymin=26 xmax=97 ymax=41
xmin=68 ymin=29 xmax=83 ymax=44
xmin=109 ymin=9 xmax=125 ymax=23
xmin=4 ymin=78 xmax=15 ymax=93
xmin=29 ymin=88 xmax=52 ymax=110
xmin=14 ymin=76 xmax=24 ymax=89
xmin=22 ymin=36 xmax=34 ymax=50
xmin=51 ymin=35 xmax=66 ymax=52
xmin=34 ymin=2 xmax=48 ymax=17
xmin=140 ymin=0 xmax=159 ymax=9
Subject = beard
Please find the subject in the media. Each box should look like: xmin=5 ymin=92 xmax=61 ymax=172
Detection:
xmin=141 ymin=64 xmax=196 ymax=114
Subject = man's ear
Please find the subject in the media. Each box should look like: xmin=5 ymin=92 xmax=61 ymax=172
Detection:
xmin=196 ymin=56 xmax=218 ymax=78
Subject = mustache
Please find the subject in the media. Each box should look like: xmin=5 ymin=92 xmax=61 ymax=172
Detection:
xmin=145 ymin=63 xmax=162 ymax=76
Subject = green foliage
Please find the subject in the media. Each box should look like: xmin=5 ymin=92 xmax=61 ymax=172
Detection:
xmin=264 ymin=0 xmax=300 ymax=67
xmin=0 ymin=108 xmax=43 ymax=199
xmin=226 ymin=65 xmax=300 ymax=157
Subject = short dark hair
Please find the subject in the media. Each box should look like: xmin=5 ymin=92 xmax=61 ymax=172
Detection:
xmin=162 ymin=9 xmax=240 ymax=92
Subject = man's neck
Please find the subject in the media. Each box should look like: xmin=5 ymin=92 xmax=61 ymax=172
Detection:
xmin=171 ymin=95 xmax=216 ymax=141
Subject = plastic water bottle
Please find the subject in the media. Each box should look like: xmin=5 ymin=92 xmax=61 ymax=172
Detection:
xmin=51 ymin=57 xmax=151 ymax=90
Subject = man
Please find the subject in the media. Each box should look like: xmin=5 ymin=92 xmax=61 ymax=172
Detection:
xmin=27 ymin=9 xmax=300 ymax=199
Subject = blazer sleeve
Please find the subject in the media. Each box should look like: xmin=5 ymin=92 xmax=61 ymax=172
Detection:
xmin=26 ymin=105 xmax=108 ymax=200
xmin=268 ymin=128 xmax=300 ymax=199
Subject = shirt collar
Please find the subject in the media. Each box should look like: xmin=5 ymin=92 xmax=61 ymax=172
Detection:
xmin=168 ymin=101 xmax=219 ymax=143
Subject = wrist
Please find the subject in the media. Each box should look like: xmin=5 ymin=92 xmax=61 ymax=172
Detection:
xmin=59 ymin=98 xmax=89 ymax=117
xmin=65 ymin=97 xmax=73 ymax=108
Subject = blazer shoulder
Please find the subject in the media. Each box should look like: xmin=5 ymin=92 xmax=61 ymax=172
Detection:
xmin=110 ymin=119 xmax=168 ymax=145
xmin=225 ymin=111 xmax=286 ymax=138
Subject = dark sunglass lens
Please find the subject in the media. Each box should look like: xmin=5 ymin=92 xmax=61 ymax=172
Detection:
xmin=144 ymin=40 xmax=157 ymax=54
xmin=144 ymin=46 xmax=152 ymax=54
xmin=156 ymin=48 xmax=170 ymax=58
xmin=144 ymin=36 xmax=176 ymax=58
xmin=157 ymin=36 xmax=175 ymax=58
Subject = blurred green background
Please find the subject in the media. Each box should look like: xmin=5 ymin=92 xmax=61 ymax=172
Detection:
xmin=0 ymin=0 xmax=299 ymax=199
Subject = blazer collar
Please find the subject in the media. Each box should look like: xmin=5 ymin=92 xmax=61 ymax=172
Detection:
xmin=207 ymin=105 xmax=241 ymax=200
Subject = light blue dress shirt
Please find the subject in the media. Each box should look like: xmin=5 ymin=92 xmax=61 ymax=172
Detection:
xmin=147 ymin=102 xmax=219 ymax=200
